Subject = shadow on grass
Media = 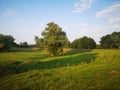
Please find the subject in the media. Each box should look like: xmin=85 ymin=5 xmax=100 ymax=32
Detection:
xmin=0 ymin=60 xmax=22 ymax=77
xmin=0 ymin=51 xmax=97 ymax=77
xmin=19 ymin=52 xmax=98 ymax=73
xmin=65 ymin=49 xmax=91 ymax=55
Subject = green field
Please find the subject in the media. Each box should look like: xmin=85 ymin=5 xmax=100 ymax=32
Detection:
xmin=0 ymin=48 xmax=120 ymax=90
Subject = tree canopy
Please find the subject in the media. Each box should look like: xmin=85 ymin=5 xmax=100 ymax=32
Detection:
xmin=0 ymin=34 xmax=15 ymax=51
xmin=100 ymin=31 xmax=120 ymax=49
xmin=19 ymin=42 xmax=29 ymax=48
xmin=34 ymin=36 xmax=44 ymax=48
xmin=71 ymin=36 xmax=96 ymax=49
xmin=41 ymin=22 xmax=68 ymax=56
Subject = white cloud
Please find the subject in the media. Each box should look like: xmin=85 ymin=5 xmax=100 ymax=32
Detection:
xmin=112 ymin=24 xmax=120 ymax=31
xmin=109 ymin=17 xmax=120 ymax=31
xmin=109 ymin=17 xmax=120 ymax=24
xmin=2 ymin=8 xmax=17 ymax=16
xmin=96 ymin=3 xmax=120 ymax=18
xmin=62 ymin=22 xmax=88 ymax=38
xmin=72 ymin=0 xmax=95 ymax=13
xmin=62 ymin=21 xmax=120 ymax=44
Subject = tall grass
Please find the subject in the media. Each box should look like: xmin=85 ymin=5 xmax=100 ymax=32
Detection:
xmin=0 ymin=48 xmax=120 ymax=90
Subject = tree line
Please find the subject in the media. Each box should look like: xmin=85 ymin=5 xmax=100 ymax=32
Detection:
xmin=0 ymin=34 xmax=29 ymax=52
xmin=0 ymin=22 xmax=120 ymax=56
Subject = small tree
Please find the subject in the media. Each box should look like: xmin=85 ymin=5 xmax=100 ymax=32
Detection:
xmin=42 ymin=22 xmax=68 ymax=56
xmin=19 ymin=42 xmax=28 ymax=48
xmin=0 ymin=34 xmax=15 ymax=51
xmin=34 ymin=36 xmax=39 ymax=47
xmin=34 ymin=36 xmax=44 ymax=48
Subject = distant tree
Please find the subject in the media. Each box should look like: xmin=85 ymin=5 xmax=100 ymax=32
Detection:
xmin=79 ymin=36 xmax=96 ymax=49
xmin=100 ymin=31 xmax=120 ymax=49
xmin=111 ymin=32 xmax=120 ymax=48
xmin=23 ymin=42 xmax=28 ymax=47
xmin=87 ymin=37 xmax=96 ymax=49
xmin=71 ymin=36 xmax=96 ymax=49
xmin=0 ymin=34 xmax=15 ymax=51
xmin=13 ymin=42 xmax=20 ymax=47
xmin=96 ymin=44 xmax=102 ymax=49
xmin=34 ymin=36 xmax=44 ymax=48
xmin=42 ymin=22 xmax=68 ymax=56
xmin=34 ymin=36 xmax=39 ymax=47
xmin=19 ymin=42 xmax=28 ymax=48
xmin=79 ymin=36 xmax=89 ymax=49
xmin=64 ymin=41 xmax=71 ymax=48
xmin=100 ymin=35 xmax=114 ymax=48
xmin=71 ymin=39 xmax=79 ymax=49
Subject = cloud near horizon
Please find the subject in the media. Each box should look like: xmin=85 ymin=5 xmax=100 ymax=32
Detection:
xmin=62 ymin=20 xmax=120 ymax=44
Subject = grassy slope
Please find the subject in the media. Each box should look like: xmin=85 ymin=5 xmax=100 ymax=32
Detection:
xmin=0 ymin=48 xmax=120 ymax=90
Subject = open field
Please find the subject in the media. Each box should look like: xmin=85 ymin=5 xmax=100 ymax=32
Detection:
xmin=0 ymin=48 xmax=120 ymax=90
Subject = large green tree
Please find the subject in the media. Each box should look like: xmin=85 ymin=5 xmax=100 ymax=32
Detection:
xmin=100 ymin=31 xmax=120 ymax=49
xmin=71 ymin=36 xmax=96 ymax=49
xmin=0 ymin=34 xmax=15 ymax=51
xmin=100 ymin=35 xmax=114 ymax=48
xmin=42 ymin=22 xmax=68 ymax=56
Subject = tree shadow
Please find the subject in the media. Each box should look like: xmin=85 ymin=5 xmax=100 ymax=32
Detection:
xmin=18 ymin=52 xmax=98 ymax=73
xmin=0 ymin=60 xmax=22 ymax=77
xmin=0 ymin=51 xmax=98 ymax=77
xmin=65 ymin=49 xmax=91 ymax=55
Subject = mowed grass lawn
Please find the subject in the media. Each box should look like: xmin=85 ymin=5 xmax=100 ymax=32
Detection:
xmin=0 ymin=48 xmax=120 ymax=90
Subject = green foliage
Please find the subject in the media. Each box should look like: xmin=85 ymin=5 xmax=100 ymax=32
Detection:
xmin=34 ymin=36 xmax=44 ymax=48
xmin=100 ymin=34 xmax=114 ymax=48
xmin=42 ymin=22 xmax=68 ymax=56
xmin=111 ymin=32 xmax=120 ymax=48
xmin=20 ymin=42 xmax=29 ymax=48
xmin=0 ymin=49 xmax=120 ymax=90
xmin=0 ymin=34 xmax=15 ymax=52
xmin=100 ymin=31 xmax=120 ymax=49
xmin=71 ymin=39 xmax=79 ymax=49
xmin=96 ymin=44 xmax=102 ymax=49
xmin=71 ymin=36 xmax=96 ymax=49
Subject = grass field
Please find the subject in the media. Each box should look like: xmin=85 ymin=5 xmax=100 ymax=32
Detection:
xmin=0 ymin=48 xmax=120 ymax=90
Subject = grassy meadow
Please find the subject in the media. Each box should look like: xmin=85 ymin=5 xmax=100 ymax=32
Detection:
xmin=0 ymin=48 xmax=120 ymax=90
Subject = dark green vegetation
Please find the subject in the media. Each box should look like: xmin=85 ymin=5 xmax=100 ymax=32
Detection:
xmin=1 ymin=23 xmax=120 ymax=54
xmin=100 ymin=31 xmax=120 ymax=49
xmin=19 ymin=42 xmax=29 ymax=48
xmin=71 ymin=36 xmax=96 ymax=49
xmin=34 ymin=36 xmax=44 ymax=48
xmin=41 ymin=22 xmax=69 ymax=56
xmin=0 ymin=48 xmax=120 ymax=90
xmin=0 ymin=34 xmax=15 ymax=52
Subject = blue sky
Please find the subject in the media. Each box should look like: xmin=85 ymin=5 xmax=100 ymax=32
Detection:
xmin=0 ymin=0 xmax=120 ymax=44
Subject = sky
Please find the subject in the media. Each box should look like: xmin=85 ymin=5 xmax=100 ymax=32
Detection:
xmin=0 ymin=0 xmax=120 ymax=44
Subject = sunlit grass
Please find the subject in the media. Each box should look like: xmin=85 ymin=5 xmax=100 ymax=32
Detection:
xmin=0 ymin=48 xmax=120 ymax=90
